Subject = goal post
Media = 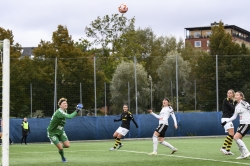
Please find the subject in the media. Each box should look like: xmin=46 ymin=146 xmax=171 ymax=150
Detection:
xmin=1 ymin=39 xmax=10 ymax=166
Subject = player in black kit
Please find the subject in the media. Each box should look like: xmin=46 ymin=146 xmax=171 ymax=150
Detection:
xmin=220 ymin=89 xmax=237 ymax=155
xmin=109 ymin=104 xmax=138 ymax=151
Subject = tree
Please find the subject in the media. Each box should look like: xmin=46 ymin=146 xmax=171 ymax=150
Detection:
xmin=0 ymin=27 xmax=22 ymax=58
xmin=85 ymin=14 xmax=135 ymax=51
xmin=209 ymin=21 xmax=233 ymax=55
xmin=155 ymin=51 xmax=191 ymax=110
xmin=0 ymin=27 xmax=23 ymax=116
xmin=110 ymin=61 xmax=150 ymax=114
xmin=31 ymin=25 xmax=106 ymax=115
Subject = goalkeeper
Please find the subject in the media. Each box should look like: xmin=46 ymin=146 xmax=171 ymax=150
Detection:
xmin=47 ymin=97 xmax=83 ymax=163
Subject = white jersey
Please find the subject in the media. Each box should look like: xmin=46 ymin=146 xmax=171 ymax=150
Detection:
xmin=227 ymin=100 xmax=250 ymax=124
xmin=150 ymin=106 xmax=177 ymax=125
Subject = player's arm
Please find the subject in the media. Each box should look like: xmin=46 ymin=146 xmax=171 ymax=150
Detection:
xmin=221 ymin=112 xmax=238 ymax=126
xmin=148 ymin=109 xmax=162 ymax=120
xmin=61 ymin=111 xmax=77 ymax=119
xmin=61 ymin=103 xmax=83 ymax=119
xmin=170 ymin=110 xmax=178 ymax=129
xmin=129 ymin=112 xmax=138 ymax=128
xmin=114 ymin=115 xmax=122 ymax=122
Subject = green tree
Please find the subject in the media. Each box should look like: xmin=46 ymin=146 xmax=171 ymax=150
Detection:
xmin=110 ymin=61 xmax=150 ymax=114
xmin=0 ymin=27 xmax=22 ymax=58
xmin=209 ymin=21 xmax=234 ymax=55
xmin=31 ymin=25 xmax=105 ymax=115
xmin=155 ymin=51 xmax=191 ymax=110
xmin=85 ymin=14 xmax=135 ymax=51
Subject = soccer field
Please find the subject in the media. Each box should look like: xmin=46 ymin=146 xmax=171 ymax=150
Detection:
xmin=8 ymin=137 xmax=250 ymax=166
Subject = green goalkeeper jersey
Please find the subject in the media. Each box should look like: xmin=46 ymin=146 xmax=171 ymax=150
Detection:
xmin=47 ymin=108 xmax=77 ymax=132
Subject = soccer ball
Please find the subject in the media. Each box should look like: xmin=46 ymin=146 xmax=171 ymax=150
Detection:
xmin=118 ymin=3 xmax=128 ymax=13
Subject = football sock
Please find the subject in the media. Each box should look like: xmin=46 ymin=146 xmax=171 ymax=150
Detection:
xmin=236 ymin=139 xmax=249 ymax=154
xmin=59 ymin=149 xmax=65 ymax=158
xmin=222 ymin=135 xmax=233 ymax=150
xmin=117 ymin=138 xmax=122 ymax=145
xmin=113 ymin=138 xmax=120 ymax=148
xmin=226 ymin=135 xmax=233 ymax=152
xmin=153 ymin=135 xmax=158 ymax=152
xmin=160 ymin=141 xmax=174 ymax=150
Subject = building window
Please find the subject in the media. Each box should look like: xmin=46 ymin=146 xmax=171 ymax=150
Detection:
xmin=207 ymin=40 xmax=210 ymax=47
xmin=194 ymin=32 xmax=201 ymax=38
xmin=206 ymin=31 xmax=212 ymax=37
xmin=194 ymin=41 xmax=201 ymax=47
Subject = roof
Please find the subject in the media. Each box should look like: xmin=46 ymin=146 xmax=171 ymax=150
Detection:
xmin=21 ymin=47 xmax=36 ymax=56
xmin=185 ymin=24 xmax=250 ymax=36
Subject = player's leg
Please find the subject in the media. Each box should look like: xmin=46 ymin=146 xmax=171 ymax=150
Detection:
xmin=60 ymin=131 xmax=70 ymax=162
xmin=221 ymin=118 xmax=234 ymax=155
xmin=158 ymin=137 xmax=177 ymax=154
xmin=157 ymin=125 xmax=177 ymax=154
xmin=110 ymin=127 xmax=128 ymax=151
xmin=48 ymin=131 xmax=67 ymax=162
xmin=234 ymin=124 xmax=250 ymax=159
xmin=149 ymin=124 xmax=167 ymax=155
xmin=109 ymin=131 xmax=119 ymax=150
xmin=116 ymin=133 xmax=123 ymax=149
xmin=148 ymin=131 xmax=159 ymax=155
xmin=225 ymin=128 xmax=234 ymax=154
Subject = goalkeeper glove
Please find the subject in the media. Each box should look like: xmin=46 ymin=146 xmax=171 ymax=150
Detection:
xmin=114 ymin=119 xmax=119 ymax=122
xmin=135 ymin=124 xmax=138 ymax=128
xmin=76 ymin=103 xmax=83 ymax=113
xmin=221 ymin=121 xmax=227 ymax=127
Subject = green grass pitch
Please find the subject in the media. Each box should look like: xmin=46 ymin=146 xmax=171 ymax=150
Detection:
xmin=7 ymin=137 xmax=250 ymax=166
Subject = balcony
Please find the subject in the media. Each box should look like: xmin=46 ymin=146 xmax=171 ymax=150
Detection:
xmin=186 ymin=35 xmax=211 ymax=39
xmin=232 ymin=33 xmax=250 ymax=42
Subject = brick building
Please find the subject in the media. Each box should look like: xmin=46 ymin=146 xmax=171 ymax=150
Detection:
xmin=185 ymin=22 xmax=250 ymax=52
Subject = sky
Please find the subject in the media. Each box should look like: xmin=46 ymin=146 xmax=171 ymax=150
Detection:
xmin=1 ymin=0 xmax=250 ymax=47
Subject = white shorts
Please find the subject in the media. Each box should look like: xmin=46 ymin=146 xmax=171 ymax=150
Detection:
xmin=221 ymin=118 xmax=234 ymax=133
xmin=116 ymin=127 xmax=129 ymax=136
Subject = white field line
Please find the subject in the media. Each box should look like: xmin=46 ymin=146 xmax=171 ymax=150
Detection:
xmin=10 ymin=149 xmax=250 ymax=165
xmin=119 ymin=150 xmax=250 ymax=165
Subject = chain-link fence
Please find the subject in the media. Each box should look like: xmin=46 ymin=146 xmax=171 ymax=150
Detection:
xmin=5 ymin=54 xmax=250 ymax=118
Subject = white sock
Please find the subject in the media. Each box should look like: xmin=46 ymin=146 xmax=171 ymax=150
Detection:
xmin=160 ymin=141 xmax=175 ymax=150
xmin=153 ymin=135 xmax=158 ymax=152
xmin=236 ymin=139 xmax=249 ymax=155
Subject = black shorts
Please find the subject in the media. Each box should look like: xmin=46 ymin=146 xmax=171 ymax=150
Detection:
xmin=155 ymin=124 xmax=168 ymax=137
xmin=237 ymin=124 xmax=250 ymax=137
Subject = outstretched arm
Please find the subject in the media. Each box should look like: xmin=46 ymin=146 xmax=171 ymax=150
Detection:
xmin=62 ymin=111 xmax=77 ymax=119
xmin=114 ymin=114 xmax=122 ymax=122
xmin=148 ymin=109 xmax=162 ymax=120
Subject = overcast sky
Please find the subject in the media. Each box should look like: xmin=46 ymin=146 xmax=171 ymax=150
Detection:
xmin=1 ymin=0 xmax=250 ymax=47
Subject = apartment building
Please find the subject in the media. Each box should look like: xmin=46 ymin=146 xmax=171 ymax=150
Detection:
xmin=185 ymin=22 xmax=250 ymax=51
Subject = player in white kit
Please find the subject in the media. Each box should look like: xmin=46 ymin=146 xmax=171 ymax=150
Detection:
xmin=148 ymin=97 xmax=178 ymax=155
xmin=221 ymin=91 xmax=250 ymax=159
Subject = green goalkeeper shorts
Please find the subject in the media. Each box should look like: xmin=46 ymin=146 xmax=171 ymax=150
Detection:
xmin=47 ymin=130 xmax=68 ymax=145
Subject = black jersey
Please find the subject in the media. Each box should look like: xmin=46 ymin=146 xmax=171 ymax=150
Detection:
xmin=115 ymin=111 xmax=137 ymax=130
xmin=222 ymin=98 xmax=237 ymax=118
